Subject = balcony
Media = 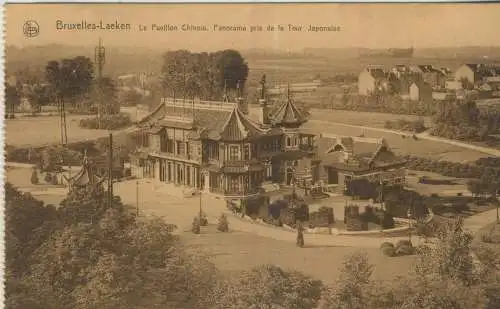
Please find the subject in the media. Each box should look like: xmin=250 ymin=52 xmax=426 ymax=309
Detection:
xmin=223 ymin=187 xmax=260 ymax=198
xmin=299 ymin=144 xmax=314 ymax=152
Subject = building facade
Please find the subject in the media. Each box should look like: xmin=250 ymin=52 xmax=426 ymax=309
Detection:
xmin=307 ymin=134 xmax=407 ymax=192
xmin=131 ymin=78 xmax=314 ymax=205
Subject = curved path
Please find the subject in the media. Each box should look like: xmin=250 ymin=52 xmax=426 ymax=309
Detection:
xmin=5 ymin=163 xmax=496 ymax=249
xmin=309 ymin=119 xmax=500 ymax=157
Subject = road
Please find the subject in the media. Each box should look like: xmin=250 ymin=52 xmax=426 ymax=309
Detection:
xmin=7 ymin=162 xmax=496 ymax=249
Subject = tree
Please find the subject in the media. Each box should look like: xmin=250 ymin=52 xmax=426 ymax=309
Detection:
xmin=160 ymin=49 xmax=249 ymax=101
xmin=216 ymin=264 xmax=323 ymax=309
xmin=5 ymin=82 xmax=21 ymax=117
xmin=94 ymin=76 xmax=119 ymax=115
xmin=25 ymin=83 xmax=52 ymax=114
xmin=399 ymin=218 xmax=489 ymax=309
xmin=45 ymin=56 xmax=94 ymax=108
xmin=319 ymin=252 xmax=398 ymax=309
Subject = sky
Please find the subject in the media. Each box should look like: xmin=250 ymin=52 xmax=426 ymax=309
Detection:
xmin=5 ymin=3 xmax=500 ymax=51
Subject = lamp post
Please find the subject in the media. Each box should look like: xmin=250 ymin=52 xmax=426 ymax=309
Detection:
xmin=407 ymin=208 xmax=412 ymax=243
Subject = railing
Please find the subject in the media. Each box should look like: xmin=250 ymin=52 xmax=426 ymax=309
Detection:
xmin=223 ymin=187 xmax=260 ymax=197
xmin=161 ymin=98 xmax=236 ymax=111
xmin=299 ymin=144 xmax=314 ymax=152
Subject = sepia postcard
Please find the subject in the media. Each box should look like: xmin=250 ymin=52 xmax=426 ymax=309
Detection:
xmin=3 ymin=3 xmax=500 ymax=309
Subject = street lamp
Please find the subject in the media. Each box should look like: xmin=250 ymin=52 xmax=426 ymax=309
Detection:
xmin=407 ymin=208 xmax=413 ymax=243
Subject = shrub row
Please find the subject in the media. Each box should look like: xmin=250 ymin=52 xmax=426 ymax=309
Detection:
xmin=384 ymin=119 xmax=427 ymax=133
xmin=79 ymin=113 xmax=133 ymax=130
xmin=407 ymin=156 xmax=500 ymax=182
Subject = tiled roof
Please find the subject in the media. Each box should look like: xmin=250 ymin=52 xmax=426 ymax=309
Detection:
xmin=314 ymin=135 xmax=406 ymax=171
xmin=270 ymin=94 xmax=308 ymax=126
xmin=66 ymin=156 xmax=103 ymax=187
xmin=142 ymin=102 xmax=268 ymax=141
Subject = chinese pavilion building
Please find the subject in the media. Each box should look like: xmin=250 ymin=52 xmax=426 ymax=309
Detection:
xmin=131 ymin=75 xmax=314 ymax=205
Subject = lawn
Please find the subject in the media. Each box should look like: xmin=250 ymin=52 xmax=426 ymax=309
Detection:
xmin=302 ymin=120 xmax=488 ymax=163
xmin=5 ymin=115 xmax=130 ymax=148
xmin=308 ymin=109 xmax=431 ymax=129
xmin=180 ymin=224 xmax=416 ymax=285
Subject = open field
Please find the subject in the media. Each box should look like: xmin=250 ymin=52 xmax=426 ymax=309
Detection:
xmin=181 ymin=224 xmax=415 ymax=284
xmin=303 ymin=120 xmax=489 ymax=163
xmin=308 ymin=108 xmax=432 ymax=129
xmin=405 ymin=170 xmax=470 ymax=196
xmin=5 ymin=114 xmax=133 ymax=148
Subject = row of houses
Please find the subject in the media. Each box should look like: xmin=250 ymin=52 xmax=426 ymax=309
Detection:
xmin=358 ymin=63 xmax=500 ymax=103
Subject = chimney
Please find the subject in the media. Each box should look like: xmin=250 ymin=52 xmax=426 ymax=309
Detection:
xmin=258 ymin=75 xmax=270 ymax=125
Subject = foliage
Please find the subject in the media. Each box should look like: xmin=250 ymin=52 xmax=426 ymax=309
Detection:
xmin=5 ymin=183 xmax=60 ymax=277
xmin=382 ymin=246 xmax=397 ymax=257
xmin=25 ymin=83 xmax=52 ymax=113
xmin=216 ymin=264 xmax=323 ymax=309
xmin=45 ymin=56 xmax=94 ymax=106
xmin=44 ymin=173 xmax=53 ymax=183
xmin=384 ymin=118 xmax=427 ymax=133
xmin=217 ymin=213 xmax=229 ymax=232
xmin=161 ymin=49 xmax=249 ymax=100
xmin=39 ymin=146 xmax=83 ymax=172
xmin=118 ymin=88 xmax=143 ymax=106
xmin=297 ymin=227 xmax=305 ymax=248
xmin=30 ymin=169 xmax=39 ymax=184
xmin=5 ymin=82 xmax=21 ymax=115
xmin=192 ymin=216 xmax=201 ymax=234
xmin=399 ymin=218 xmax=490 ymax=309
xmin=79 ymin=113 xmax=133 ymax=130
xmin=430 ymin=99 xmax=500 ymax=144
xmin=319 ymin=252 xmax=398 ymax=309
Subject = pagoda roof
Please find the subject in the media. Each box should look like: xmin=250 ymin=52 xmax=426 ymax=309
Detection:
xmin=142 ymin=101 xmax=269 ymax=141
xmin=270 ymin=89 xmax=308 ymax=126
xmin=64 ymin=155 xmax=104 ymax=188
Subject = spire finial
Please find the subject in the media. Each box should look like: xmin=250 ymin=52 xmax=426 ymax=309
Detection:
xmin=287 ymin=82 xmax=291 ymax=101
xmin=260 ymin=74 xmax=266 ymax=100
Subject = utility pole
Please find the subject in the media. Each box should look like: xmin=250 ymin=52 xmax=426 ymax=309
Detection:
xmin=94 ymin=37 xmax=106 ymax=129
xmin=108 ymin=133 xmax=113 ymax=207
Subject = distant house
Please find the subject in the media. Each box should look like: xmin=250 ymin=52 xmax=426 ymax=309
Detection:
xmin=408 ymin=65 xmax=448 ymax=89
xmin=446 ymin=80 xmax=463 ymax=91
xmin=409 ymin=81 xmax=432 ymax=103
xmin=454 ymin=64 xmax=500 ymax=86
xmin=310 ymin=135 xmax=407 ymax=190
xmin=358 ymin=67 xmax=386 ymax=95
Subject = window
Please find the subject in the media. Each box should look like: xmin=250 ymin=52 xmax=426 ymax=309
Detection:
xmin=229 ymin=176 xmax=239 ymax=191
xmin=287 ymin=137 xmax=291 ymax=147
xmin=176 ymin=141 xmax=185 ymax=155
xmin=166 ymin=139 xmax=174 ymax=153
xmin=243 ymin=144 xmax=250 ymax=160
xmin=186 ymin=142 xmax=190 ymax=156
xmin=229 ymin=145 xmax=239 ymax=160
xmin=272 ymin=139 xmax=280 ymax=151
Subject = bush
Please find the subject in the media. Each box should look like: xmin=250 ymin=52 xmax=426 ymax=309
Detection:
xmin=199 ymin=213 xmax=208 ymax=226
xmin=51 ymin=174 xmax=59 ymax=185
xmin=192 ymin=217 xmax=201 ymax=234
xmin=395 ymin=244 xmax=414 ymax=256
xmin=30 ymin=169 xmax=39 ymax=184
xmin=381 ymin=213 xmax=396 ymax=229
xmin=482 ymin=233 xmax=493 ymax=243
xmin=380 ymin=242 xmax=395 ymax=250
xmin=217 ymin=214 xmax=229 ymax=232
xmin=44 ymin=173 xmax=53 ymax=183
xmin=79 ymin=113 xmax=132 ymax=130
xmin=396 ymin=239 xmax=413 ymax=248
xmin=296 ymin=229 xmax=304 ymax=248
xmin=382 ymin=246 xmax=397 ymax=257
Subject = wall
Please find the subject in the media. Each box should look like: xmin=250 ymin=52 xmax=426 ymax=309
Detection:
xmin=455 ymin=65 xmax=475 ymax=84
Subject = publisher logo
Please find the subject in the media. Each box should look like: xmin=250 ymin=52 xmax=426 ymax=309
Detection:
xmin=23 ymin=20 xmax=40 ymax=38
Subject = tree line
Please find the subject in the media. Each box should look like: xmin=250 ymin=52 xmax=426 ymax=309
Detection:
xmin=160 ymin=49 xmax=249 ymax=101
xmin=5 ymin=179 xmax=500 ymax=309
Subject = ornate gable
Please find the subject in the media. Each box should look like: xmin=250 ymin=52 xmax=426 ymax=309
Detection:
xmin=218 ymin=106 xmax=268 ymax=141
